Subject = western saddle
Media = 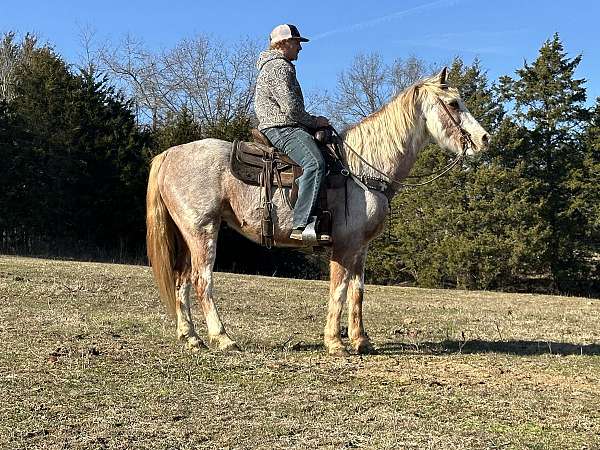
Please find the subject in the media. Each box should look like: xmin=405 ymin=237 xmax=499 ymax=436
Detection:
xmin=230 ymin=128 xmax=346 ymax=248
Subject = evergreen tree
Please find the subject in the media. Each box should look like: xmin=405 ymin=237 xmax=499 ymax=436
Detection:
xmin=499 ymin=33 xmax=592 ymax=292
xmin=8 ymin=45 xmax=79 ymax=243
xmin=152 ymin=108 xmax=203 ymax=154
xmin=67 ymin=67 xmax=151 ymax=251
xmin=5 ymin=42 xmax=150 ymax=257
xmin=203 ymin=115 xmax=252 ymax=142
xmin=584 ymin=99 xmax=600 ymax=235
xmin=580 ymin=98 xmax=600 ymax=291
xmin=366 ymin=58 xmax=545 ymax=290
xmin=0 ymin=99 xmax=38 ymax=251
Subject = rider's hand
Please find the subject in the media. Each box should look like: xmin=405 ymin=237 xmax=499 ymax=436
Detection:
xmin=315 ymin=116 xmax=330 ymax=128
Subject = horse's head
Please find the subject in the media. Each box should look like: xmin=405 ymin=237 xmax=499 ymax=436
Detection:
xmin=418 ymin=67 xmax=490 ymax=156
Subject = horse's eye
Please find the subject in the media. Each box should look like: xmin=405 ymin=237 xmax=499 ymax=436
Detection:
xmin=449 ymin=100 xmax=459 ymax=109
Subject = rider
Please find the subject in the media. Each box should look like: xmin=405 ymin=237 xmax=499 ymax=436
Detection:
xmin=254 ymin=24 xmax=330 ymax=241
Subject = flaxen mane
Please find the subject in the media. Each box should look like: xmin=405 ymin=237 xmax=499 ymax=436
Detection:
xmin=344 ymin=76 xmax=460 ymax=174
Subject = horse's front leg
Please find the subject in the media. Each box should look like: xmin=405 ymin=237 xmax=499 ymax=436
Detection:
xmin=325 ymin=256 xmax=350 ymax=356
xmin=347 ymin=249 xmax=376 ymax=354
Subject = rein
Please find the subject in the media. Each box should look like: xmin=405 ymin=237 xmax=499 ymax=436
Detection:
xmin=335 ymin=96 xmax=476 ymax=193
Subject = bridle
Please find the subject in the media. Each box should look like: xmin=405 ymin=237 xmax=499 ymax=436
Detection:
xmin=335 ymin=93 xmax=477 ymax=195
xmin=435 ymin=96 xmax=477 ymax=155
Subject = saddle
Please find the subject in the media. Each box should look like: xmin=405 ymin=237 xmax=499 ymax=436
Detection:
xmin=231 ymin=133 xmax=302 ymax=205
xmin=230 ymin=128 xmax=346 ymax=248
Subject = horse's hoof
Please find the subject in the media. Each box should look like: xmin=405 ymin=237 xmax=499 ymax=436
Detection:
xmin=210 ymin=335 xmax=241 ymax=352
xmin=220 ymin=342 xmax=241 ymax=352
xmin=186 ymin=336 xmax=208 ymax=351
xmin=328 ymin=346 xmax=350 ymax=357
xmin=179 ymin=334 xmax=207 ymax=351
xmin=354 ymin=339 xmax=378 ymax=355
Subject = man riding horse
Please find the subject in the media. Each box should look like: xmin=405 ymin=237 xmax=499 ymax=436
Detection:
xmin=254 ymin=24 xmax=331 ymax=242
xmin=146 ymin=34 xmax=490 ymax=354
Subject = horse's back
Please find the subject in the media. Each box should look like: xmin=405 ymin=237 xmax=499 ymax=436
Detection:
xmin=160 ymin=138 xmax=231 ymax=182
xmin=165 ymin=138 xmax=231 ymax=168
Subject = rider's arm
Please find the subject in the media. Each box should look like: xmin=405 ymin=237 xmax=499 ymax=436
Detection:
xmin=268 ymin=60 xmax=319 ymax=129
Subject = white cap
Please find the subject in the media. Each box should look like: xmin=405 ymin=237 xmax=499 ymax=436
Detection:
xmin=269 ymin=24 xmax=309 ymax=45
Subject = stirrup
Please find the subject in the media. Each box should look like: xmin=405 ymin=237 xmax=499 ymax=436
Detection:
xmin=291 ymin=217 xmax=331 ymax=245
xmin=290 ymin=228 xmax=304 ymax=240
xmin=301 ymin=216 xmax=319 ymax=245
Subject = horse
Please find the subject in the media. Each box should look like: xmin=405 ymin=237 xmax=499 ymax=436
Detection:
xmin=146 ymin=67 xmax=490 ymax=356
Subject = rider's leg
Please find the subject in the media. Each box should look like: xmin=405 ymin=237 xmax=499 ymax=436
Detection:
xmin=262 ymin=126 xmax=325 ymax=234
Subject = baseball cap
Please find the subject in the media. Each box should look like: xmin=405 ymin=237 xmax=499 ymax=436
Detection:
xmin=269 ymin=24 xmax=309 ymax=45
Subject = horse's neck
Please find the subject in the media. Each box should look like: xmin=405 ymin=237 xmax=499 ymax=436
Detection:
xmin=343 ymin=116 xmax=429 ymax=186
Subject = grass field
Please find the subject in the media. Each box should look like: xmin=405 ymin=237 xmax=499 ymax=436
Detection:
xmin=1 ymin=255 xmax=599 ymax=449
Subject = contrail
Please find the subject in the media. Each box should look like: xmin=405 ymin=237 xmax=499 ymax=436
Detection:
xmin=311 ymin=0 xmax=462 ymax=40
xmin=393 ymin=28 xmax=528 ymax=55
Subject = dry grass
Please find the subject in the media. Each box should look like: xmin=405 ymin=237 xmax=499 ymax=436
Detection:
xmin=1 ymin=255 xmax=599 ymax=449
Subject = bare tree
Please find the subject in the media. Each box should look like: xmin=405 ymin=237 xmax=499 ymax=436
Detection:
xmin=390 ymin=55 xmax=438 ymax=94
xmin=99 ymin=34 xmax=260 ymax=128
xmin=326 ymin=53 xmax=435 ymax=130
xmin=0 ymin=32 xmax=37 ymax=102
xmin=326 ymin=53 xmax=390 ymax=128
xmin=76 ymin=24 xmax=102 ymax=74
xmin=304 ymin=87 xmax=331 ymax=118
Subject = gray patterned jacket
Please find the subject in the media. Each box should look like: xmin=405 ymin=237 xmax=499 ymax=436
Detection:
xmin=254 ymin=50 xmax=319 ymax=131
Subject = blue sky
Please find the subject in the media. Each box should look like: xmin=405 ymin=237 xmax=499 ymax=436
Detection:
xmin=2 ymin=0 xmax=599 ymax=104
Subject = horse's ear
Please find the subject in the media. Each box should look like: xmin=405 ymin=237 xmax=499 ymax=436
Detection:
xmin=436 ymin=67 xmax=448 ymax=86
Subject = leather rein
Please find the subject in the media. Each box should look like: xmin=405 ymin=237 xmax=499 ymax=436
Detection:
xmin=336 ymin=95 xmax=477 ymax=194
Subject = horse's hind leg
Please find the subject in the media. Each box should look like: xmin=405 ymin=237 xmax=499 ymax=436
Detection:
xmin=176 ymin=278 xmax=207 ymax=350
xmin=189 ymin=223 xmax=239 ymax=351
xmin=175 ymin=243 xmax=207 ymax=350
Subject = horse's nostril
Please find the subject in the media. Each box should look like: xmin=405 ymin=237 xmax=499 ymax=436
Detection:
xmin=482 ymin=133 xmax=490 ymax=145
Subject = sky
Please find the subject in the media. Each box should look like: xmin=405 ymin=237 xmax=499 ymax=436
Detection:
xmin=2 ymin=0 xmax=599 ymax=104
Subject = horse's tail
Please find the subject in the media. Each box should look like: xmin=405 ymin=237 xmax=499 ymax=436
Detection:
xmin=146 ymin=151 xmax=177 ymax=317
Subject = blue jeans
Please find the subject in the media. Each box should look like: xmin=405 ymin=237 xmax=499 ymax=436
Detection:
xmin=263 ymin=126 xmax=325 ymax=229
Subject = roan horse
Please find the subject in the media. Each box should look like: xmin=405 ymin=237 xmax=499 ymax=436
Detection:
xmin=146 ymin=68 xmax=489 ymax=356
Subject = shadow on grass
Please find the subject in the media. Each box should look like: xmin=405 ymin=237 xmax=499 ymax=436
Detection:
xmin=284 ymin=342 xmax=326 ymax=352
xmin=378 ymin=339 xmax=600 ymax=356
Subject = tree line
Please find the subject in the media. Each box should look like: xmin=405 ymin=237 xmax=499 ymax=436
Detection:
xmin=0 ymin=31 xmax=597 ymax=295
